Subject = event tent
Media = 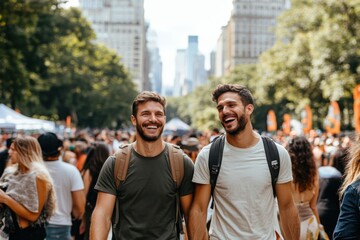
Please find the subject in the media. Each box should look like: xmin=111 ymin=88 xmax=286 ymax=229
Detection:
xmin=163 ymin=117 xmax=191 ymax=136
xmin=0 ymin=104 xmax=55 ymax=131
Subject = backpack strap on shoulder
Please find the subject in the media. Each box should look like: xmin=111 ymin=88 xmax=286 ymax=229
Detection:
xmin=262 ymin=136 xmax=280 ymax=197
xmin=167 ymin=143 xmax=184 ymax=189
xmin=166 ymin=142 xmax=185 ymax=235
xmin=114 ymin=143 xmax=132 ymax=189
xmin=209 ymin=134 xmax=225 ymax=206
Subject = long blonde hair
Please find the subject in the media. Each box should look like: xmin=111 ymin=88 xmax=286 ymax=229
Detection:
xmin=339 ymin=140 xmax=360 ymax=199
xmin=13 ymin=136 xmax=56 ymax=217
xmin=13 ymin=135 xmax=43 ymax=170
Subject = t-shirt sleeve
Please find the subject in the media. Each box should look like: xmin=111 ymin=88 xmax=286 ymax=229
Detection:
xmin=94 ymin=155 xmax=117 ymax=196
xmin=192 ymin=145 xmax=211 ymax=185
xmin=71 ymin=166 xmax=85 ymax=191
xmin=276 ymin=144 xmax=293 ymax=184
xmin=179 ymin=154 xmax=194 ymax=197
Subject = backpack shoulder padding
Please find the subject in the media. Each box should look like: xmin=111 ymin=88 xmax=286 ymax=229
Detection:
xmin=166 ymin=143 xmax=184 ymax=189
xmin=209 ymin=134 xmax=225 ymax=198
xmin=261 ymin=136 xmax=280 ymax=197
xmin=114 ymin=144 xmax=132 ymax=189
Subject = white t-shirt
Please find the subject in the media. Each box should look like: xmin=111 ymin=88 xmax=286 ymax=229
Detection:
xmin=193 ymin=134 xmax=292 ymax=240
xmin=44 ymin=160 xmax=84 ymax=226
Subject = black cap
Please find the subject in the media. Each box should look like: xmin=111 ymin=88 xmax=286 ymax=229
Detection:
xmin=37 ymin=132 xmax=63 ymax=157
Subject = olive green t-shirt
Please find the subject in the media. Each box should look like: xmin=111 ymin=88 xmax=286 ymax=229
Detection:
xmin=95 ymin=145 xmax=194 ymax=240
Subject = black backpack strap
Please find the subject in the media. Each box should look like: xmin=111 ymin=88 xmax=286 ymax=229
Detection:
xmin=209 ymin=134 xmax=225 ymax=205
xmin=262 ymin=136 xmax=280 ymax=197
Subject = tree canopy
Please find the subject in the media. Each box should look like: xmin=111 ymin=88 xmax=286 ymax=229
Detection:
xmin=0 ymin=0 xmax=137 ymax=128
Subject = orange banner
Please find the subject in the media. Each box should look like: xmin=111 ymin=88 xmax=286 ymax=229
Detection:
xmin=66 ymin=115 xmax=71 ymax=127
xmin=267 ymin=110 xmax=277 ymax=132
xmin=325 ymin=101 xmax=341 ymax=135
xmin=301 ymin=105 xmax=312 ymax=134
xmin=282 ymin=114 xmax=291 ymax=135
xmin=353 ymin=84 xmax=360 ymax=133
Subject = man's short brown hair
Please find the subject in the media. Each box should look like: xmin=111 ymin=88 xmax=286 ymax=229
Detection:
xmin=132 ymin=91 xmax=166 ymax=116
xmin=212 ymin=84 xmax=254 ymax=107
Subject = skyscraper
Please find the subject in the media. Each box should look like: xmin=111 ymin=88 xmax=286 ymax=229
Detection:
xmin=174 ymin=36 xmax=207 ymax=96
xmin=147 ymin=29 xmax=162 ymax=94
xmin=215 ymin=0 xmax=287 ymax=76
xmin=79 ymin=0 xmax=148 ymax=91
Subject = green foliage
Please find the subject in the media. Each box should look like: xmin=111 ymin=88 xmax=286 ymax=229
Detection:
xmin=169 ymin=0 xmax=360 ymax=133
xmin=0 ymin=1 xmax=137 ymax=128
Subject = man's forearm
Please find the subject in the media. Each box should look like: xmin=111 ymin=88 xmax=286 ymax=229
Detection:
xmin=90 ymin=210 xmax=111 ymax=240
xmin=280 ymin=205 xmax=300 ymax=240
xmin=188 ymin=207 xmax=208 ymax=240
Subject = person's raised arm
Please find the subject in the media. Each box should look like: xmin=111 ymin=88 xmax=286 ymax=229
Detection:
xmin=188 ymin=183 xmax=211 ymax=240
xmin=90 ymin=192 xmax=116 ymax=240
xmin=276 ymin=182 xmax=300 ymax=240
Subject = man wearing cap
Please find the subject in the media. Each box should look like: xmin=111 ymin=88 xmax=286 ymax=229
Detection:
xmin=38 ymin=132 xmax=85 ymax=240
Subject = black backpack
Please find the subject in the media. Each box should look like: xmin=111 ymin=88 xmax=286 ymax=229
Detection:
xmin=209 ymin=135 xmax=280 ymax=208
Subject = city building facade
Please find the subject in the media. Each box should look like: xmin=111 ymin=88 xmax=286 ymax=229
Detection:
xmin=215 ymin=0 xmax=287 ymax=76
xmin=79 ymin=0 xmax=148 ymax=91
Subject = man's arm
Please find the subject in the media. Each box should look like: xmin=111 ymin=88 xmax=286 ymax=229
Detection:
xmin=90 ymin=192 xmax=116 ymax=240
xmin=276 ymin=182 xmax=300 ymax=240
xmin=71 ymin=189 xmax=85 ymax=219
xmin=188 ymin=184 xmax=211 ymax=240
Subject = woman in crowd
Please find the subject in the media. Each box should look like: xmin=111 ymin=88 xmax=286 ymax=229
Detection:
xmin=287 ymin=136 xmax=327 ymax=240
xmin=333 ymin=139 xmax=360 ymax=239
xmin=79 ymin=142 xmax=110 ymax=240
xmin=0 ymin=135 xmax=56 ymax=240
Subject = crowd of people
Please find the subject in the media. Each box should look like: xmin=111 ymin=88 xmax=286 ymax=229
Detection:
xmin=0 ymin=84 xmax=359 ymax=239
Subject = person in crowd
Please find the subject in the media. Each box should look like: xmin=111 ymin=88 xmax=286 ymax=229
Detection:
xmin=78 ymin=142 xmax=110 ymax=240
xmin=317 ymin=148 xmax=346 ymax=239
xmin=287 ymin=136 xmax=327 ymax=240
xmin=0 ymin=138 xmax=14 ymax=178
xmin=0 ymin=136 xmax=56 ymax=240
xmin=74 ymin=141 xmax=88 ymax=171
xmin=209 ymin=128 xmax=220 ymax=142
xmin=37 ymin=132 xmax=85 ymax=240
xmin=90 ymin=91 xmax=194 ymax=240
xmin=188 ymin=84 xmax=300 ymax=240
xmin=333 ymin=139 xmax=360 ymax=239
xmin=180 ymin=136 xmax=201 ymax=162
xmin=112 ymin=130 xmax=123 ymax=152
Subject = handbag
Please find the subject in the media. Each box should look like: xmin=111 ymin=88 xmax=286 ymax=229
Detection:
xmin=8 ymin=209 xmax=46 ymax=240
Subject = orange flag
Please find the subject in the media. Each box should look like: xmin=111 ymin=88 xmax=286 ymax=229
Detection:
xmin=353 ymin=85 xmax=360 ymax=133
xmin=325 ymin=101 xmax=341 ymax=135
xmin=267 ymin=110 xmax=277 ymax=132
xmin=301 ymin=105 xmax=312 ymax=134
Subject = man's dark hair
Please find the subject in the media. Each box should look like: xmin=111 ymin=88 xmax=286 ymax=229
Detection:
xmin=132 ymin=91 xmax=166 ymax=116
xmin=212 ymin=84 xmax=254 ymax=107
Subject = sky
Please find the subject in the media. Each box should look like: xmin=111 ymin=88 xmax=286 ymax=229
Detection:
xmin=66 ymin=0 xmax=233 ymax=86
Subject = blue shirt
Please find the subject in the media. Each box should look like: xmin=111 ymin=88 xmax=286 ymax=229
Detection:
xmin=333 ymin=179 xmax=360 ymax=239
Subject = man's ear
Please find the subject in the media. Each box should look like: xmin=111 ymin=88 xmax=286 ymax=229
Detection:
xmin=246 ymin=104 xmax=254 ymax=115
xmin=131 ymin=115 xmax=136 ymax=126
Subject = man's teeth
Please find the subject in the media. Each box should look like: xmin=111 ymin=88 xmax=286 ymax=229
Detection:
xmin=225 ymin=117 xmax=235 ymax=123
xmin=147 ymin=126 xmax=157 ymax=129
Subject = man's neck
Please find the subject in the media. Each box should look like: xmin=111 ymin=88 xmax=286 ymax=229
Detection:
xmin=134 ymin=138 xmax=165 ymax=157
xmin=226 ymin=126 xmax=260 ymax=149
xmin=44 ymin=156 xmax=60 ymax=161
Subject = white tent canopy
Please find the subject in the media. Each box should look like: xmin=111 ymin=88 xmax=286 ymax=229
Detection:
xmin=0 ymin=104 xmax=55 ymax=131
xmin=164 ymin=118 xmax=191 ymax=131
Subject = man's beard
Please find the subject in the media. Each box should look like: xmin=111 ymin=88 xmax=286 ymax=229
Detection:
xmin=136 ymin=121 xmax=164 ymax=142
xmin=222 ymin=113 xmax=248 ymax=136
